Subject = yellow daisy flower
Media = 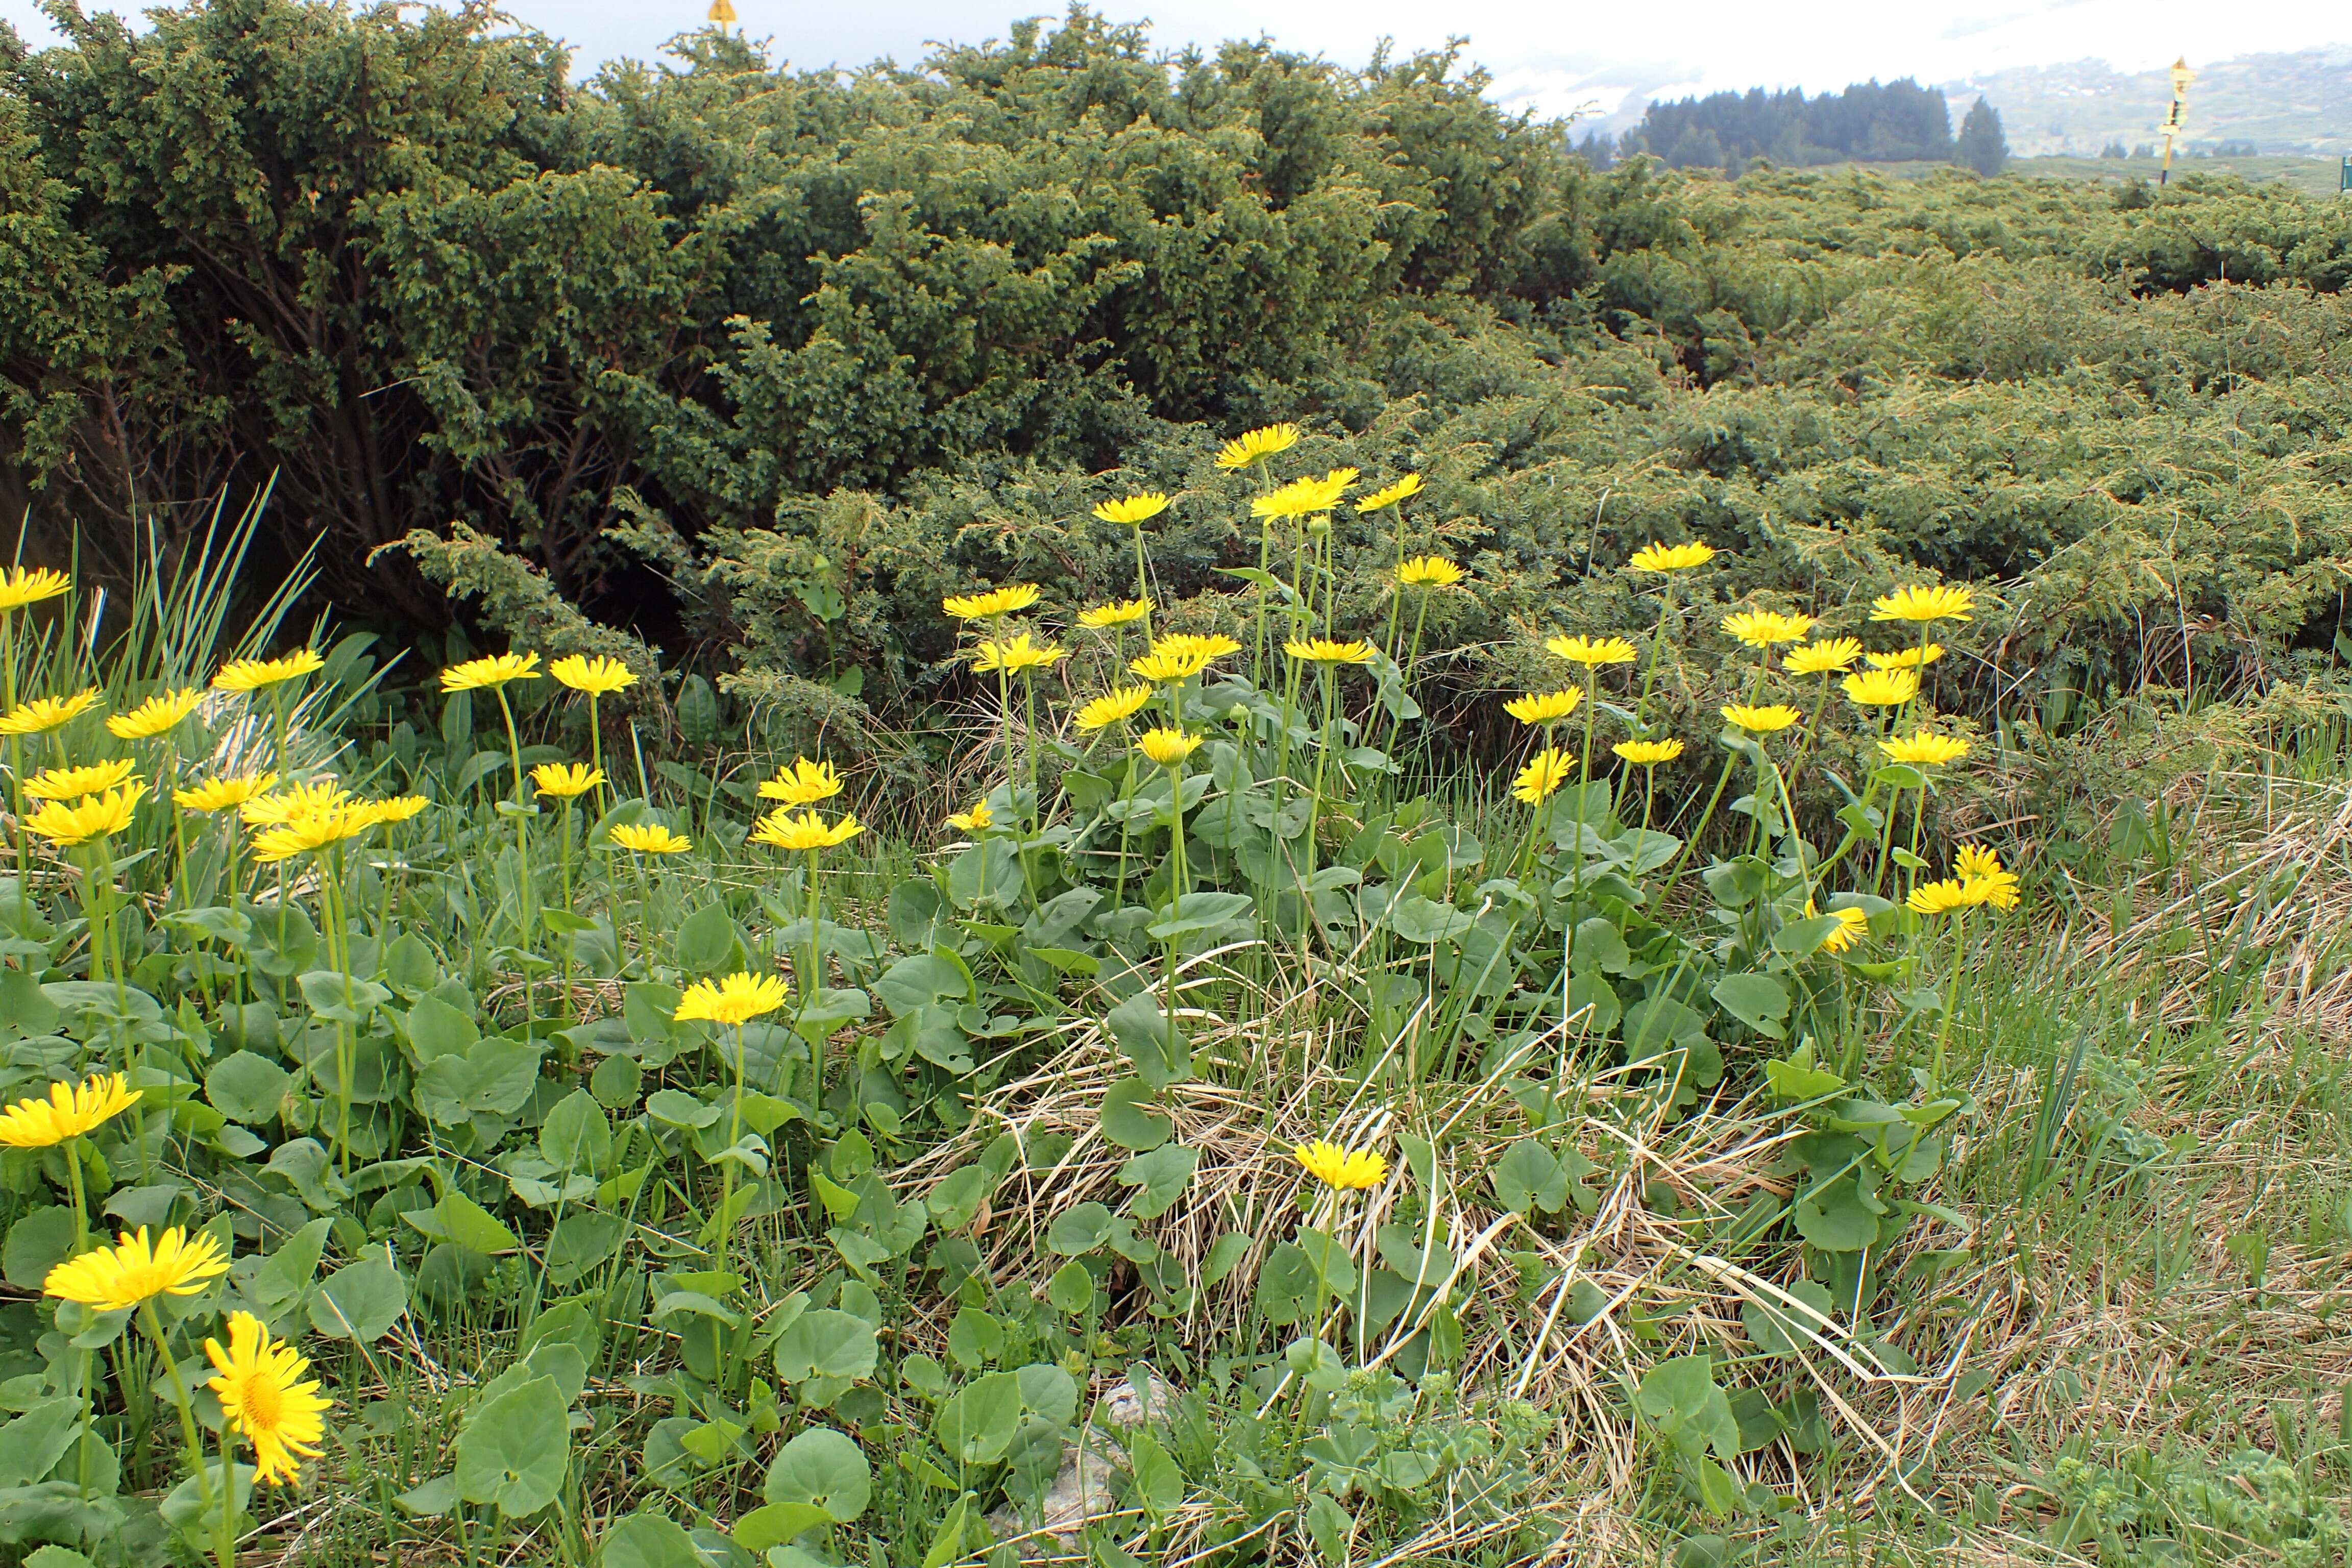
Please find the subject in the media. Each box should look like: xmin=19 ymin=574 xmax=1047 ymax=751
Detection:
xmin=24 ymin=783 xmax=143 ymax=846
xmin=1293 ymin=1140 xmax=1387 ymax=1191
xmin=1356 ymin=474 xmax=1424 ymax=513
xmin=751 ymin=807 xmax=864 ymax=852
xmin=1546 ymin=633 xmax=1638 ymax=667
xmin=1866 ymin=643 xmax=1944 ymax=670
xmin=0 ymin=689 xmax=103 ymax=736
xmin=44 ymin=1225 xmax=230 ymax=1312
xmin=1250 ymin=469 xmax=1355 ymax=521
xmin=1906 ymin=878 xmax=1975 ymax=916
xmin=1842 ymin=669 xmax=1920 ymax=708
xmin=1284 ymin=638 xmax=1377 ymax=666
xmin=1721 ymin=610 xmax=1815 ymax=649
xmin=971 ymin=633 xmax=1067 ymax=674
xmin=1629 ymin=541 xmax=1716 ymax=573
xmin=1154 ymin=633 xmax=1242 ymax=663
xmin=1395 ymin=554 xmax=1463 ymax=587
xmin=0 ymin=566 xmax=72 ymax=613
xmin=1076 ymin=599 xmax=1153 ymax=629
xmin=549 ymin=654 xmax=639 ymax=695
xmin=1871 ymin=584 xmax=1974 ymax=624
xmin=610 ymin=822 xmax=692 ymax=855
xmin=1503 ymin=689 xmax=1581 ymax=725
xmin=1721 ymin=704 xmax=1801 ymax=734
xmin=0 ymin=1071 xmax=140 ymax=1147
xmin=105 ymin=688 xmax=204 ymax=740
xmin=1092 ymin=494 xmax=1169 ymax=526
xmin=249 ymin=805 xmax=375 ymax=864
xmin=674 ymin=971 xmax=791 ymax=1025
xmin=174 ymin=771 xmax=280 ymax=814
xmin=1783 ymin=638 xmax=1864 ymax=675
xmin=1512 ymin=747 xmax=1573 ymax=804
xmin=214 ymin=649 xmax=325 ymax=693
xmin=1955 ymin=844 xmax=2022 ymax=911
xmin=438 ymin=652 xmax=541 ymax=692
xmin=1879 ymin=732 xmax=1969 ymax=766
xmin=205 ymin=1311 xmax=330 ymax=1486
xmin=23 ymin=758 xmax=138 ymax=801
xmin=530 ymin=762 xmax=603 ymax=800
xmin=359 ymin=795 xmax=430 ymax=826
xmin=759 ymin=757 xmax=844 ymax=806
xmin=1074 ymin=685 xmax=1154 ymax=731
xmin=1214 ymin=423 xmax=1301 ymax=471
xmin=943 ymin=584 xmax=1041 ymax=621
xmin=1613 ymin=738 xmax=1685 ymax=766
xmin=241 ymin=779 xmax=350 ymax=826
xmin=945 ymin=799 xmax=993 ymax=832
xmin=1136 ymin=728 xmax=1202 ymax=767
xmin=1815 ymin=904 xmax=1870 ymax=954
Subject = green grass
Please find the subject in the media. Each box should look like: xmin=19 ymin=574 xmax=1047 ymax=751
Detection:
xmin=4 ymin=505 xmax=2352 ymax=1568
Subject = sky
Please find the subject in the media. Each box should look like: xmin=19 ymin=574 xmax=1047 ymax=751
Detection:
xmin=3 ymin=0 xmax=2344 ymax=126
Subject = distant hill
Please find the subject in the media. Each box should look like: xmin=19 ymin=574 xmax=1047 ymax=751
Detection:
xmin=1943 ymin=48 xmax=2352 ymax=157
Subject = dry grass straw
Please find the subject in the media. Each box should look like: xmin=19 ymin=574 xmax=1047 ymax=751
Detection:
xmin=892 ymin=934 xmax=1981 ymax=1539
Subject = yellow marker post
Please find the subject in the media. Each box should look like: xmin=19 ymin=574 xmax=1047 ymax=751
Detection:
xmin=2159 ymin=57 xmax=2194 ymax=188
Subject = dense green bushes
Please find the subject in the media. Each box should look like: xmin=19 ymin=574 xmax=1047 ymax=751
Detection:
xmin=7 ymin=0 xmax=2352 ymax=752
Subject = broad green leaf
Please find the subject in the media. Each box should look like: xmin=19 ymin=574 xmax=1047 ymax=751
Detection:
xmin=1490 ymin=1139 xmax=1570 ymax=1215
xmin=1117 ymin=1143 xmax=1198 ymax=1220
xmin=762 ymin=1426 xmax=870 ymax=1522
xmin=1793 ymin=1175 xmax=1885 ymax=1252
xmin=3 ymin=1207 xmax=78 ymax=1291
xmin=298 ymin=969 xmax=392 ymax=1025
xmin=1046 ymin=1260 xmax=1095 ymax=1316
xmin=1099 ymin=1076 xmax=1172 ymax=1152
xmin=310 ymin=1255 xmax=409 ymax=1341
xmin=455 ymin=1374 xmax=569 ymax=1516
xmin=252 ymin=1217 xmax=334 ymax=1308
xmin=772 ymin=1309 xmax=877 ymax=1384
xmin=597 ymin=1511 xmax=700 ymax=1568
xmin=1046 ymin=1202 xmax=1116 ymax=1256
xmin=1104 ymin=992 xmax=1190 ymax=1089
xmin=933 ymin=1370 xmax=1022 ymax=1464
xmin=204 ymin=1050 xmax=290 ymax=1124
xmin=406 ymin=1189 xmax=520 ymax=1254
xmin=1710 ymin=972 xmax=1791 ymax=1035
xmin=1635 ymin=1356 xmax=1741 ymax=1463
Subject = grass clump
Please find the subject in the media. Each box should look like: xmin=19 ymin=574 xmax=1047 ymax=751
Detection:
xmin=0 ymin=442 xmax=2346 ymax=1568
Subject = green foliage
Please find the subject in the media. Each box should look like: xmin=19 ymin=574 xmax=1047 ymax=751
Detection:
xmin=16 ymin=0 xmax=2348 ymax=768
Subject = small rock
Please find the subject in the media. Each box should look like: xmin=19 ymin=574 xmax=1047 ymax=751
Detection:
xmin=1098 ymin=1370 xmax=1173 ymax=1428
xmin=987 ymin=1428 xmax=1124 ymax=1557
xmin=987 ymin=1374 xmax=1179 ymax=1556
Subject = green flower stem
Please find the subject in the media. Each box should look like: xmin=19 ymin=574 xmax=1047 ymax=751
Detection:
xmin=1633 ymin=578 xmax=1680 ymax=728
xmin=4 ymin=610 xmax=24 ymax=925
xmin=216 ymin=1429 xmax=238 ymax=1568
xmin=803 ymin=852 xmax=825 ymax=1113
xmin=1161 ymin=756 xmax=1189 ymax=1075
xmin=1108 ymin=727 xmax=1140 ymax=914
xmin=65 ymin=1139 xmax=91 ymax=1497
xmin=492 ymin=684 xmax=532 ymax=955
xmin=586 ymin=693 xmax=608 ymax=815
xmin=1560 ymin=670 xmax=1602 ymax=1028
xmin=323 ymin=844 xmax=354 ymax=1176
xmin=1932 ymin=909 xmax=1966 ymax=1088
xmin=137 ymin=1298 xmax=219 ymax=1557
xmin=1130 ymin=524 xmax=1153 ymax=640
xmin=556 ymin=794 xmax=575 ymax=1036
xmin=1295 ymin=666 xmax=1340 ymax=951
